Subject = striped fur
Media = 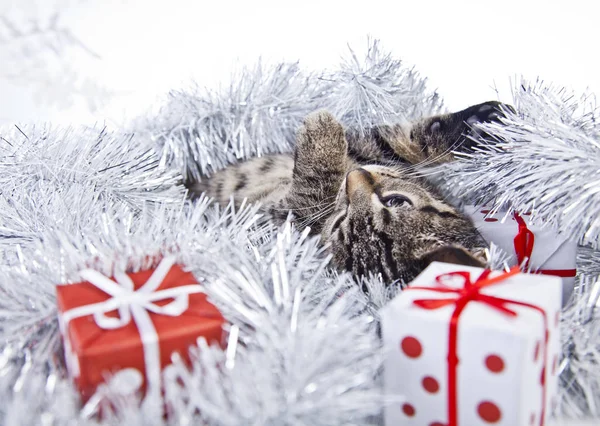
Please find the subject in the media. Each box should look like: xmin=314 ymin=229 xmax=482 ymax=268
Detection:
xmin=189 ymin=101 xmax=508 ymax=283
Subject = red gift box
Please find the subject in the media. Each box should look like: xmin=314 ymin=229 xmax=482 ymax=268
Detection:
xmin=56 ymin=257 xmax=225 ymax=401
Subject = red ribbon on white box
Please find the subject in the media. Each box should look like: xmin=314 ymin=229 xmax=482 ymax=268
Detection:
xmin=58 ymin=256 xmax=204 ymax=404
xmin=405 ymin=267 xmax=550 ymax=426
xmin=513 ymin=212 xmax=576 ymax=278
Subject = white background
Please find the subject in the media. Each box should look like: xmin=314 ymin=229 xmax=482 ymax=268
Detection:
xmin=1 ymin=0 xmax=599 ymax=127
xmin=1 ymin=1 xmax=599 ymax=424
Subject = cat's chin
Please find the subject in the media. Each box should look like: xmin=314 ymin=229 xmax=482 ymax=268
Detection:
xmin=419 ymin=245 xmax=487 ymax=269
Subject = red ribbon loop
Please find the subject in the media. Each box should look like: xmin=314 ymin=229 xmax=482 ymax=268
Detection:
xmin=411 ymin=268 xmax=521 ymax=318
xmin=513 ymin=212 xmax=576 ymax=277
xmin=413 ymin=298 xmax=458 ymax=310
xmin=406 ymin=267 xmax=548 ymax=426
xmin=513 ymin=212 xmax=535 ymax=268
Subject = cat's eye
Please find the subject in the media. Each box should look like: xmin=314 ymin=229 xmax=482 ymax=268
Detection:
xmin=382 ymin=194 xmax=413 ymax=208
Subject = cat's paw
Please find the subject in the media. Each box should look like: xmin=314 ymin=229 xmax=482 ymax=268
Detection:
xmin=462 ymin=101 xmax=515 ymax=131
xmin=303 ymin=110 xmax=340 ymax=132
xmin=462 ymin=101 xmax=511 ymax=126
xmin=430 ymin=101 xmax=512 ymax=132
xmin=462 ymin=101 xmax=515 ymax=148
xmin=426 ymin=101 xmax=515 ymax=152
xmin=296 ymin=110 xmax=347 ymax=158
xmin=420 ymin=245 xmax=487 ymax=269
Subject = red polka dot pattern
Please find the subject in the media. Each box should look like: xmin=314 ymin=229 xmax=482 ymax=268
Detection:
xmin=485 ymin=354 xmax=505 ymax=373
xmin=477 ymin=401 xmax=502 ymax=423
xmin=523 ymin=211 xmax=532 ymax=216
xmin=400 ymin=336 xmax=422 ymax=358
xmin=429 ymin=422 xmax=445 ymax=426
xmin=402 ymin=403 xmax=415 ymax=417
xmin=422 ymin=376 xmax=440 ymax=393
xmin=480 ymin=209 xmax=491 ymax=214
xmin=484 ymin=217 xmax=498 ymax=222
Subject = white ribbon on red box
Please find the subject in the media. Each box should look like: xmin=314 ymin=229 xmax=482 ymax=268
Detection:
xmin=58 ymin=256 xmax=203 ymax=401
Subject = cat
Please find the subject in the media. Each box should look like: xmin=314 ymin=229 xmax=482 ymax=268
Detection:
xmin=189 ymin=101 xmax=509 ymax=284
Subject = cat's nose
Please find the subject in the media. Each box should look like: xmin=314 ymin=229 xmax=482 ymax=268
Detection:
xmin=346 ymin=168 xmax=375 ymax=201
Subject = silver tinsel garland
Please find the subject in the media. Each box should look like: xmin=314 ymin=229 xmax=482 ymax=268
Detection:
xmin=0 ymin=38 xmax=599 ymax=425
xmin=320 ymin=39 xmax=443 ymax=132
xmin=0 ymin=123 xmax=184 ymax=252
xmin=558 ymin=273 xmax=600 ymax=418
xmin=137 ymin=39 xmax=442 ymax=181
xmin=139 ymin=61 xmax=321 ymax=181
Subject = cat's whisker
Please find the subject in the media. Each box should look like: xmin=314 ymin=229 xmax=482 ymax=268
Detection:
xmin=402 ymin=137 xmax=464 ymax=176
xmin=295 ymin=203 xmax=336 ymax=228
xmin=296 ymin=206 xmax=334 ymax=227
xmin=268 ymin=196 xmax=338 ymax=213
xmin=412 ymin=145 xmax=457 ymax=169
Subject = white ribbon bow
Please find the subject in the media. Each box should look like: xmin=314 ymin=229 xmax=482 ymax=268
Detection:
xmin=59 ymin=256 xmax=203 ymax=401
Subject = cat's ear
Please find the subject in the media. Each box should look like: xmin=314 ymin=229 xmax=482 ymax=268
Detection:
xmin=420 ymin=245 xmax=486 ymax=269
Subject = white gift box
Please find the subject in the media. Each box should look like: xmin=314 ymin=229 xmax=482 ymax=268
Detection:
xmin=382 ymin=262 xmax=562 ymax=426
xmin=464 ymin=206 xmax=577 ymax=303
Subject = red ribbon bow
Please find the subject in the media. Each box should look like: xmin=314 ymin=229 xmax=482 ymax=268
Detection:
xmin=406 ymin=267 xmax=549 ymax=426
xmin=513 ymin=212 xmax=535 ymax=269
xmin=513 ymin=212 xmax=576 ymax=278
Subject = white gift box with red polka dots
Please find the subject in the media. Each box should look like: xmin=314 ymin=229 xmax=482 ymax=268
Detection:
xmin=382 ymin=261 xmax=562 ymax=426
xmin=464 ymin=205 xmax=577 ymax=300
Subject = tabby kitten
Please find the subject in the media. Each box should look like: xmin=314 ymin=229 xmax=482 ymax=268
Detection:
xmin=189 ymin=101 xmax=508 ymax=283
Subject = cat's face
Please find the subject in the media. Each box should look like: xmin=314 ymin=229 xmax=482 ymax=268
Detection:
xmin=322 ymin=165 xmax=485 ymax=283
